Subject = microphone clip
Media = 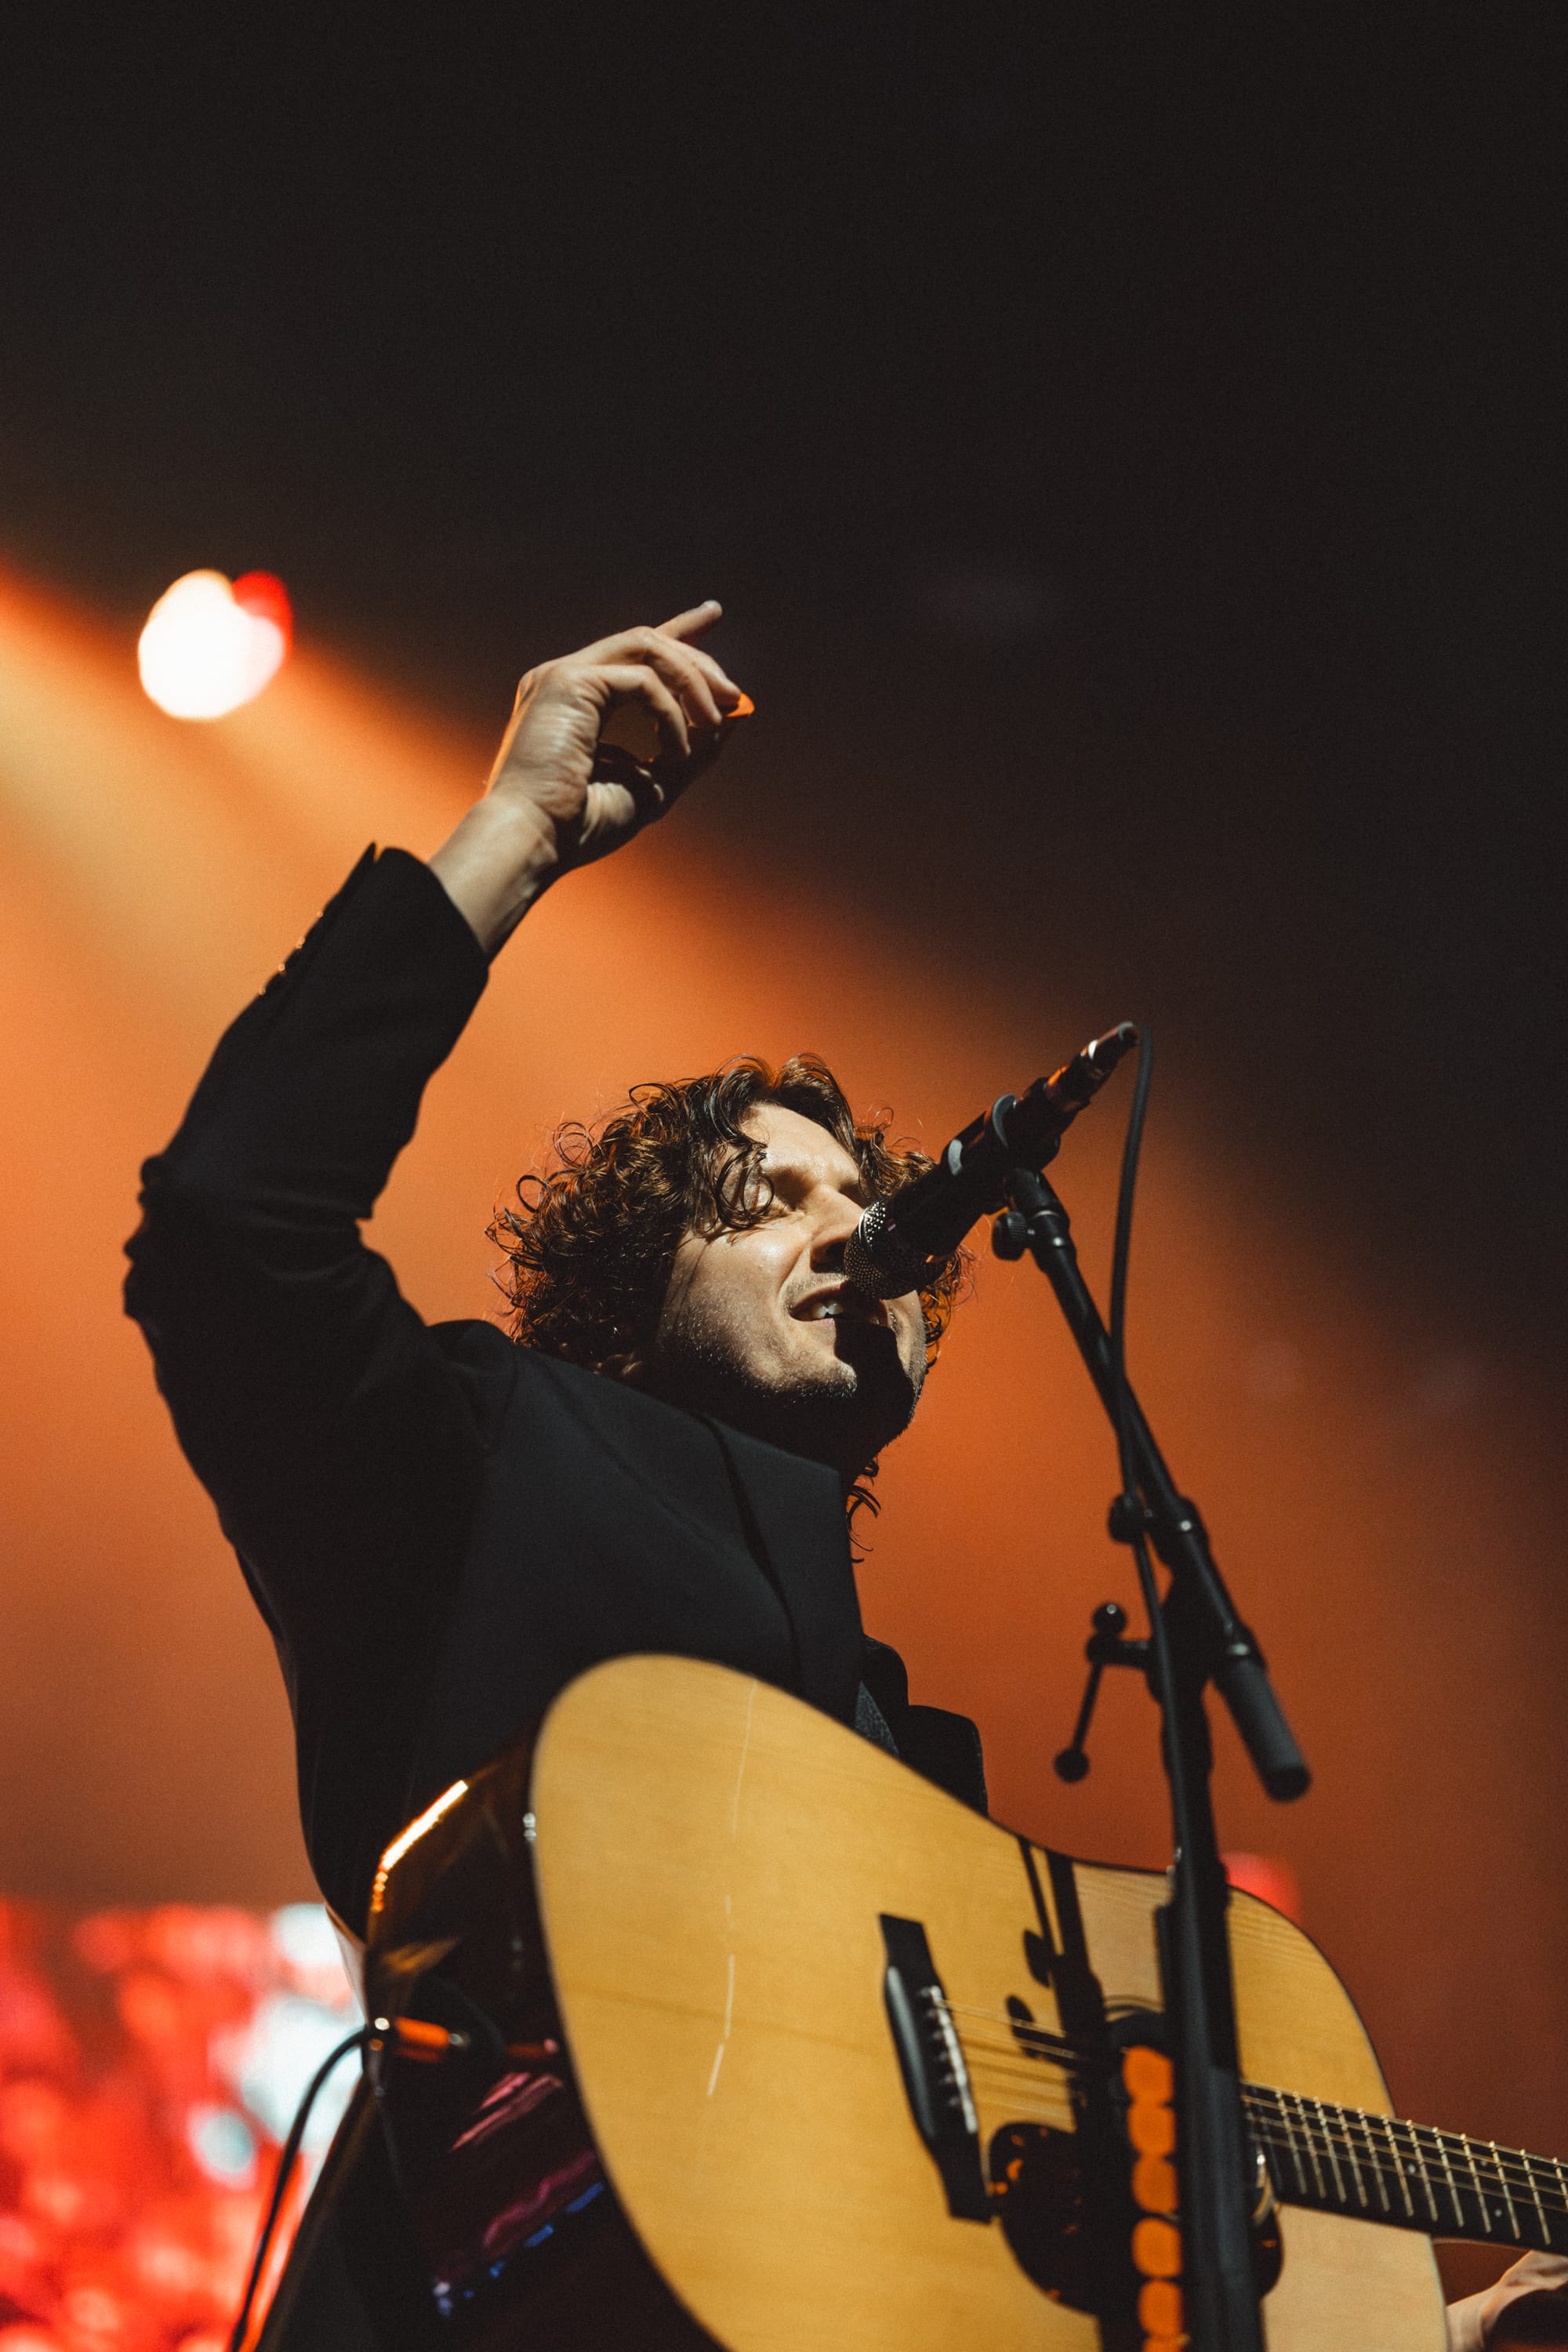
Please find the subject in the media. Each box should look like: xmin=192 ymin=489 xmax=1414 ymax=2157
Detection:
xmin=1052 ymin=1598 xmax=1151 ymax=1784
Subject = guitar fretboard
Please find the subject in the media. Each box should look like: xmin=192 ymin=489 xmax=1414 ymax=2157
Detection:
xmin=1243 ymin=2085 xmax=1568 ymax=2255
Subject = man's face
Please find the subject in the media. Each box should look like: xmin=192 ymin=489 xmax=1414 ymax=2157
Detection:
xmin=640 ymin=1104 xmax=927 ymax=1483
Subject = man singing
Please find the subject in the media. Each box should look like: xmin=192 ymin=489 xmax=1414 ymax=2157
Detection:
xmin=125 ymin=603 xmax=1563 ymax=2350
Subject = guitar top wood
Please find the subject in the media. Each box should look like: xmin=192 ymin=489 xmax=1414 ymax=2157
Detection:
xmin=527 ymin=1653 xmax=1449 ymax=2352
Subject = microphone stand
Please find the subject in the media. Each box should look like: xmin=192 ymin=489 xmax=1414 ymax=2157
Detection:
xmin=993 ymin=1164 xmax=1309 ymax=2352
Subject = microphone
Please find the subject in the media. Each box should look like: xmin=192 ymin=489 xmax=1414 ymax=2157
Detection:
xmin=844 ymin=1024 xmax=1140 ymax=1298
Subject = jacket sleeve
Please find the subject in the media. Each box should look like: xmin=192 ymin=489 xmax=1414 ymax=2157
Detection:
xmin=123 ymin=847 xmax=510 ymax=1665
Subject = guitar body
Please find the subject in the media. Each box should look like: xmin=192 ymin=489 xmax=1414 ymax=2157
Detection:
xmin=365 ymin=1656 xmax=1448 ymax=2350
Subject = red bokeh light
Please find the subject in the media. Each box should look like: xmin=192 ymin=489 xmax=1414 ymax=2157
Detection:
xmin=1223 ymin=1852 xmax=1302 ymax=1923
xmin=228 ymin=576 xmax=292 ymax=648
xmin=0 ymin=1899 xmax=353 ymax=2351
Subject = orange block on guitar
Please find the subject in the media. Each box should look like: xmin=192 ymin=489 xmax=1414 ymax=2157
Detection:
xmin=1125 ymin=2043 xmax=1185 ymax=2347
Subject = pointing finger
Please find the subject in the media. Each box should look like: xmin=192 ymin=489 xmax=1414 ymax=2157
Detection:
xmin=656 ymin=600 xmax=723 ymax=642
xmin=654 ymin=608 xmax=750 ymax=713
xmin=583 ymin=623 xmax=743 ymax=724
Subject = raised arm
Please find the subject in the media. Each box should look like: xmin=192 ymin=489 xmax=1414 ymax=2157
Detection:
xmin=125 ymin=604 xmax=746 ymax=1665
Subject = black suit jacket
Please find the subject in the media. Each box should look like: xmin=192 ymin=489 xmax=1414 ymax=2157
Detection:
xmin=125 ymin=846 xmax=985 ymax=1932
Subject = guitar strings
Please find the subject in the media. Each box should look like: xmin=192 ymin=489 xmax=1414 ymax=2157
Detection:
xmin=1240 ymin=2096 xmax=1568 ymax=2215
xmin=941 ymin=2014 xmax=1568 ymax=2218
xmin=956 ymin=2042 xmax=1568 ymax=2214
xmin=947 ymin=2002 xmax=1566 ymax=2198
xmin=952 ymin=2048 xmax=1568 ymax=2233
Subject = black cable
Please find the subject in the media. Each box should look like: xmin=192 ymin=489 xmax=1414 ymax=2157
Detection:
xmin=1107 ymin=1025 xmax=1150 ymax=1434
xmin=1105 ymin=1030 xmax=1185 ymax=1803
xmin=227 ymin=2026 xmax=368 ymax=2352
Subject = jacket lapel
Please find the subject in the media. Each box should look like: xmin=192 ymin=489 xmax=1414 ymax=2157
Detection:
xmin=704 ymin=1419 xmax=864 ymax=1726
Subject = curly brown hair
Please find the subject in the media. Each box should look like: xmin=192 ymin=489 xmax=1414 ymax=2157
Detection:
xmin=488 ymin=1053 xmax=964 ymax=1375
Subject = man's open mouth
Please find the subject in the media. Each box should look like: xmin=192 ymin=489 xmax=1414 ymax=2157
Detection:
xmin=791 ymin=1283 xmax=887 ymax=1328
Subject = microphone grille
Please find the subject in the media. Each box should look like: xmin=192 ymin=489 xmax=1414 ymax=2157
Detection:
xmin=844 ymin=1199 xmax=927 ymax=1301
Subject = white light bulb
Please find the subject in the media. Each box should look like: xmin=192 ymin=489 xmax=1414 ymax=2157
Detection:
xmin=138 ymin=570 xmax=289 ymax=720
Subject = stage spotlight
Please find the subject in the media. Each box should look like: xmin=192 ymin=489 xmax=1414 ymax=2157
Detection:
xmin=138 ymin=569 xmax=292 ymax=719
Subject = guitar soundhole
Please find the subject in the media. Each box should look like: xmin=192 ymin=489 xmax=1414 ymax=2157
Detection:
xmin=987 ymin=2005 xmax=1283 ymax=2328
xmin=989 ymin=2121 xmax=1101 ymax=2307
xmin=986 ymin=1993 xmax=1145 ymax=2347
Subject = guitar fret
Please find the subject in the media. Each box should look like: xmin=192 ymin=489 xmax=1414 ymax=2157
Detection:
xmin=1398 ymin=2120 xmax=1439 ymax=2226
xmin=1355 ymin=2106 xmax=1389 ymax=2215
xmin=1264 ymin=2090 xmax=1309 ymax=2197
xmin=1553 ymin=2161 xmax=1568 ymax=2251
xmin=1271 ymin=2090 xmax=1308 ymax=2199
xmin=1314 ymin=2098 xmax=1348 ymax=2205
xmin=1490 ymin=2141 xmax=1521 ymax=2241
xmin=1522 ymin=2150 xmax=1549 ymax=2247
xmin=1461 ymin=2133 xmax=1493 ymax=2237
xmin=1430 ymin=2128 xmax=1466 ymax=2231
xmin=1340 ymin=2104 xmax=1370 ymax=2210
xmin=1380 ymin=2114 xmax=1416 ymax=2219
xmin=1247 ymin=2089 xmax=1285 ymax=2194
xmin=1294 ymin=2091 xmax=1327 ymax=2200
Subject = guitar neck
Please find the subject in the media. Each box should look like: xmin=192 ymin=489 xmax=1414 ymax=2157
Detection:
xmin=1243 ymin=2085 xmax=1568 ymax=2256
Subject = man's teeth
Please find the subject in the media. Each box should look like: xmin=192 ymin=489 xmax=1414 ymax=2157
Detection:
xmin=811 ymin=1301 xmax=844 ymax=1319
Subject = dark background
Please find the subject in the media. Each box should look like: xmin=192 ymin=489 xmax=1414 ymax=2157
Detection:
xmin=2 ymin=5 xmax=1565 ymax=1356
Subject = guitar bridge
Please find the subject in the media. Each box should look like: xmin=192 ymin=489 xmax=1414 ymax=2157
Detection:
xmin=880 ymin=1915 xmax=991 ymax=2222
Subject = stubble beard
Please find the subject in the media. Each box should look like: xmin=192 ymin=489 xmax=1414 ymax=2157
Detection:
xmin=647 ymin=1311 xmax=920 ymax=1483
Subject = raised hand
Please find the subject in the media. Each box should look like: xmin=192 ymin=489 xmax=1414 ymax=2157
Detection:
xmin=429 ymin=602 xmax=750 ymax=953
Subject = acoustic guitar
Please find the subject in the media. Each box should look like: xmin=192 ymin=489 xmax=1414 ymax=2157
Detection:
xmin=356 ymin=1654 xmax=1566 ymax=2351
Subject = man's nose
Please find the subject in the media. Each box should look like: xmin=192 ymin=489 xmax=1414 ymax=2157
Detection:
xmin=809 ymin=1193 xmax=862 ymax=1268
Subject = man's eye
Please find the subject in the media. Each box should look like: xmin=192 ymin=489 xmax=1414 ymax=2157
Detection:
xmin=724 ymin=1178 xmax=784 ymax=1223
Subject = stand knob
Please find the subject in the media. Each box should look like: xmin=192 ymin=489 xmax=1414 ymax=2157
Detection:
xmin=992 ymin=1210 xmax=1028 ymax=1261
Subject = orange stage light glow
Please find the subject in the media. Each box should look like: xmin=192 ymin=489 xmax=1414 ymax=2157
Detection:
xmin=0 ymin=553 xmax=1564 ymax=2271
xmin=137 ymin=571 xmax=292 ymax=720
